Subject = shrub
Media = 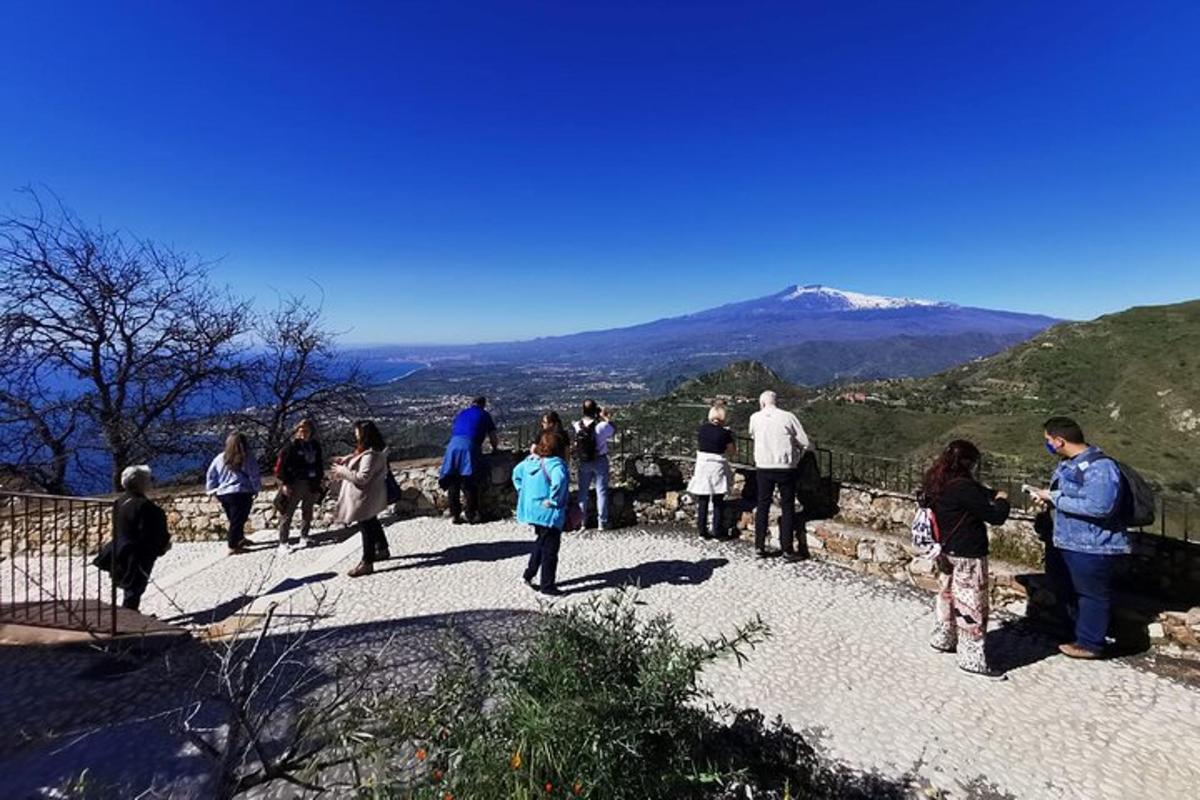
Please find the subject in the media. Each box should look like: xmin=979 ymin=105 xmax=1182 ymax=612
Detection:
xmin=339 ymin=591 xmax=906 ymax=799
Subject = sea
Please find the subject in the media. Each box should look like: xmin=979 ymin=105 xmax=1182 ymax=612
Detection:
xmin=2 ymin=358 xmax=426 ymax=494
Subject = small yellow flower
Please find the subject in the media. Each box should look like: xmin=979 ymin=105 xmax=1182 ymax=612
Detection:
xmin=509 ymin=751 xmax=522 ymax=769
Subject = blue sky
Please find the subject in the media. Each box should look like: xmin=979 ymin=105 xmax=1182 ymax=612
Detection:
xmin=1 ymin=2 xmax=1198 ymax=344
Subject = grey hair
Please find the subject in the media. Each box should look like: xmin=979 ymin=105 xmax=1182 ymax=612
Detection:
xmin=120 ymin=464 xmax=152 ymax=490
xmin=759 ymin=390 xmax=777 ymax=408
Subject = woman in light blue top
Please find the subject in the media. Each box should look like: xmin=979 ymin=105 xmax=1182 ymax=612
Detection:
xmin=206 ymin=432 xmax=261 ymax=554
xmin=513 ymin=429 xmax=570 ymax=595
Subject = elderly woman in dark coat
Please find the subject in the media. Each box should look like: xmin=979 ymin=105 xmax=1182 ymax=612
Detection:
xmin=110 ymin=465 xmax=172 ymax=610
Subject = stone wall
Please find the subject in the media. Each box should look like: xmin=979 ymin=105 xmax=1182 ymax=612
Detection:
xmin=619 ymin=456 xmax=1200 ymax=654
xmin=160 ymin=453 xmax=523 ymax=542
xmin=4 ymin=450 xmax=1198 ymax=653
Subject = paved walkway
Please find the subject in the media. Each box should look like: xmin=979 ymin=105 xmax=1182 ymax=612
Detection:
xmin=5 ymin=518 xmax=1200 ymax=798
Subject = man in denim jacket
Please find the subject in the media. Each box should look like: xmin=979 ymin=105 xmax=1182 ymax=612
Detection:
xmin=1031 ymin=416 xmax=1129 ymax=659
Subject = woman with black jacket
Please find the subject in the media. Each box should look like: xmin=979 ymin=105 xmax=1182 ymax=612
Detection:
xmin=920 ymin=439 xmax=1010 ymax=678
xmin=275 ymin=419 xmax=325 ymax=551
xmin=109 ymin=465 xmax=171 ymax=610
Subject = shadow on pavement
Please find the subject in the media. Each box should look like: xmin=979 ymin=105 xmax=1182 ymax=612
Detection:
xmin=558 ymin=558 xmax=729 ymax=595
xmin=1 ymin=607 xmax=542 ymax=798
xmin=380 ymin=540 xmax=533 ymax=572
xmin=163 ymin=572 xmax=338 ymax=627
xmin=986 ymin=620 xmax=1063 ymax=673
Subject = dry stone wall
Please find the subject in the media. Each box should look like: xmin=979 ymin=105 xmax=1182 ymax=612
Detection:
xmin=160 ymin=455 xmax=523 ymax=542
xmin=5 ymin=450 xmax=1199 ymax=653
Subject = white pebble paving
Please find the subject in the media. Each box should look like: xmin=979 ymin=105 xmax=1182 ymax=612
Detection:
xmin=145 ymin=517 xmax=1200 ymax=799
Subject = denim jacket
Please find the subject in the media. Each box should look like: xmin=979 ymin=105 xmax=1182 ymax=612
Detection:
xmin=205 ymin=452 xmax=262 ymax=496
xmin=512 ymin=455 xmax=569 ymax=530
xmin=1050 ymin=446 xmax=1130 ymax=555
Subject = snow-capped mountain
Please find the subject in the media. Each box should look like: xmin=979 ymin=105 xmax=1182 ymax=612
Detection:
xmin=779 ymin=284 xmax=950 ymax=311
xmin=373 ymin=284 xmax=1060 ymax=387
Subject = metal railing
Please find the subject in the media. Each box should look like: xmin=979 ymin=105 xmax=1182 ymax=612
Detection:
xmin=504 ymin=420 xmax=1196 ymax=543
xmin=0 ymin=491 xmax=118 ymax=635
xmin=818 ymin=448 xmax=1194 ymax=543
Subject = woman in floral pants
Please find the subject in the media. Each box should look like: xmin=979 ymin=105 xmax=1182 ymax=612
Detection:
xmin=920 ymin=440 xmax=1011 ymax=678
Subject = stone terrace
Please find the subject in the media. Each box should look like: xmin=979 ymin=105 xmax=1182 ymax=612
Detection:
xmin=3 ymin=516 xmax=1199 ymax=799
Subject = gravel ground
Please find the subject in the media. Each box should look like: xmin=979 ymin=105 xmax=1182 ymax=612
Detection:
xmin=3 ymin=517 xmax=1198 ymax=798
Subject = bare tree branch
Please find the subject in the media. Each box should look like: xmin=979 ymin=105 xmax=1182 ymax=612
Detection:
xmin=233 ymin=292 xmax=370 ymax=468
xmin=0 ymin=188 xmax=252 ymax=490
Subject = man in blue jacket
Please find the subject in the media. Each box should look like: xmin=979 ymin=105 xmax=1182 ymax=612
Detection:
xmin=439 ymin=396 xmax=500 ymax=524
xmin=1030 ymin=416 xmax=1129 ymax=659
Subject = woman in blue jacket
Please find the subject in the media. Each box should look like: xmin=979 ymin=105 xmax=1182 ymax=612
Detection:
xmin=206 ymin=431 xmax=262 ymax=554
xmin=513 ymin=429 xmax=570 ymax=595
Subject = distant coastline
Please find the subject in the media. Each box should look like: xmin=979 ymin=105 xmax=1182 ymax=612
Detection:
xmin=386 ymin=362 xmax=429 ymax=383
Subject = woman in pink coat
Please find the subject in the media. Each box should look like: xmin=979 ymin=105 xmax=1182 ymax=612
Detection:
xmin=333 ymin=419 xmax=390 ymax=577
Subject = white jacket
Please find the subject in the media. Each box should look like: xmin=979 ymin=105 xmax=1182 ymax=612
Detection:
xmin=333 ymin=448 xmax=389 ymax=524
xmin=748 ymin=407 xmax=809 ymax=469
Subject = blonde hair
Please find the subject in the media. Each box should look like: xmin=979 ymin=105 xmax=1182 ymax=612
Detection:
xmin=707 ymin=404 xmax=727 ymax=425
xmin=223 ymin=432 xmax=248 ymax=470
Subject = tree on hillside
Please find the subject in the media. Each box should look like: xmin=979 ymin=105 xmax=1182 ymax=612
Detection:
xmin=0 ymin=338 xmax=82 ymax=494
xmin=0 ymin=189 xmax=251 ymax=491
xmin=234 ymin=293 xmax=369 ymax=468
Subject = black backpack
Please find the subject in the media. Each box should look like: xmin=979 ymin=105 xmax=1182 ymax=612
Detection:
xmin=575 ymin=420 xmax=599 ymax=462
xmin=1099 ymin=457 xmax=1157 ymax=529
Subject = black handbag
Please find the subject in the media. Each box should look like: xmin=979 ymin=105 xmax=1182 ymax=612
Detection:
xmin=385 ymin=469 xmax=401 ymax=504
xmin=92 ymin=540 xmax=114 ymax=573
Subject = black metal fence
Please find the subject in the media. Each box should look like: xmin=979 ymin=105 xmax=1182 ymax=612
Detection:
xmin=0 ymin=491 xmax=118 ymax=635
xmin=816 ymin=448 xmax=1194 ymax=543
xmin=504 ymin=419 xmax=1196 ymax=543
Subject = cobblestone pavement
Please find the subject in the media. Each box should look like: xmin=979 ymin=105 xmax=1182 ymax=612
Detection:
xmin=5 ymin=517 xmax=1200 ymax=798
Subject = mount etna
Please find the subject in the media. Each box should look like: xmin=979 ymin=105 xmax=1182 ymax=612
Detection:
xmin=362 ymin=285 xmax=1059 ymax=390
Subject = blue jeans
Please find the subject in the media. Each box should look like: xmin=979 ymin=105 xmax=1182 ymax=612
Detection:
xmin=578 ymin=455 xmax=610 ymax=528
xmin=1055 ymin=547 xmax=1120 ymax=653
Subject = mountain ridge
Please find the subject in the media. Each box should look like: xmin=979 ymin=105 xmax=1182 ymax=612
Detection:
xmin=368 ymin=284 xmax=1059 ymax=389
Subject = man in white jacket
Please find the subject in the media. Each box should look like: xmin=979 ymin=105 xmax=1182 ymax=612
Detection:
xmin=748 ymin=390 xmax=810 ymax=560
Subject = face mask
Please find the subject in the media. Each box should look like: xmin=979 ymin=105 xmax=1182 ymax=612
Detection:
xmin=1045 ymin=441 xmax=1059 ymax=456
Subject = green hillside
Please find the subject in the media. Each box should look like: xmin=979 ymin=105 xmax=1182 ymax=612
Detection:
xmin=758 ymin=331 xmax=1029 ymax=386
xmin=621 ymin=300 xmax=1200 ymax=502
xmin=802 ymin=300 xmax=1200 ymax=493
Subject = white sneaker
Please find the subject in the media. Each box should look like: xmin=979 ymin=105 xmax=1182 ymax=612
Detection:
xmin=290 ymin=537 xmax=309 ymax=552
xmin=277 ymin=543 xmax=289 ymax=555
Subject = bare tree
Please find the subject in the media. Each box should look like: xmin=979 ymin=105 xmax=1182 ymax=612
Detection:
xmin=0 ymin=188 xmax=251 ymax=490
xmin=236 ymin=294 xmax=369 ymax=468
xmin=0 ymin=332 xmax=83 ymax=492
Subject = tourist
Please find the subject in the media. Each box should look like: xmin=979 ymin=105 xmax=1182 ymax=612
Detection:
xmin=574 ymin=399 xmax=616 ymax=530
xmin=748 ymin=390 xmax=809 ymax=560
xmin=1030 ymin=417 xmax=1129 ymax=660
xmin=686 ymin=403 xmax=736 ymax=539
xmin=439 ymin=396 xmax=499 ymax=524
xmin=109 ymin=465 xmax=171 ymax=611
xmin=206 ymin=431 xmax=262 ymax=555
xmin=275 ymin=418 xmax=325 ymax=551
xmin=333 ymin=419 xmax=391 ymax=577
xmin=529 ymin=410 xmax=570 ymax=456
xmin=920 ymin=440 xmax=1010 ymax=678
xmin=514 ymin=429 xmax=570 ymax=595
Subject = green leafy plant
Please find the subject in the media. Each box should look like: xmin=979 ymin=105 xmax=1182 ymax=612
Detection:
xmin=336 ymin=591 xmax=906 ymax=799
